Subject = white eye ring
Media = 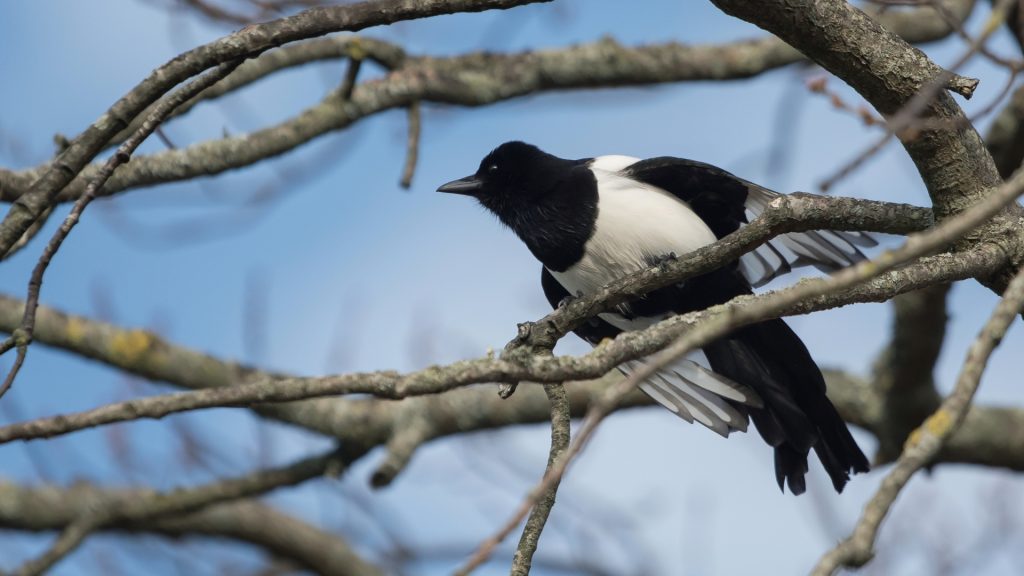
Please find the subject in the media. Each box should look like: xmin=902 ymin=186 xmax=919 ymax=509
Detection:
xmin=487 ymin=164 xmax=498 ymax=173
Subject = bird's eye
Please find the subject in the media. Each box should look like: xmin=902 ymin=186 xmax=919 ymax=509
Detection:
xmin=487 ymin=164 xmax=499 ymax=173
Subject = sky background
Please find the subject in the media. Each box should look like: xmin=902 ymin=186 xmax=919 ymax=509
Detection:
xmin=1 ymin=1 xmax=1024 ymax=575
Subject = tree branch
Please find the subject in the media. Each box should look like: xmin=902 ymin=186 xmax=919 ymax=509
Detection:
xmin=4 ymin=447 xmax=368 ymax=575
xmin=510 ymin=384 xmax=570 ymax=575
xmin=0 ymin=480 xmax=382 ymax=576
xmin=870 ymin=284 xmax=949 ymax=462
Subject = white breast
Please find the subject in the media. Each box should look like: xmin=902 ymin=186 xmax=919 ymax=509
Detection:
xmin=550 ymin=166 xmax=718 ymax=330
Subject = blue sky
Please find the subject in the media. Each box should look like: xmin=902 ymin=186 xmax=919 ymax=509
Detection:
xmin=2 ymin=1 xmax=1024 ymax=574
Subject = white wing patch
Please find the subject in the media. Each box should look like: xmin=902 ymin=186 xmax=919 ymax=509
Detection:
xmin=621 ymin=352 xmax=762 ymax=437
xmin=589 ymin=154 xmax=640 ymax=172
xmin=740 ymin=186 xmax=876 ymax=287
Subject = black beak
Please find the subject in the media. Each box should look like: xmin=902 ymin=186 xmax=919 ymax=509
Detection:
xmin=437 ymin=175 xmax=483 ymax=195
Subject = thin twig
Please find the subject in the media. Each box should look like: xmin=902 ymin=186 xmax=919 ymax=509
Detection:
xmin=511 ymin=383 xmax=570 ymax=575
xmin=456 ymin=383 xmax=571 ymax=575
xmin=10 ymin=516 xmax=102 ymax=576
xmin=338 ymin=55 xmax=363 ymax=101
xmin=0 ymin=60 xmax=244 ymax=402
xmin=810 ymin=262 xmax=1024 ymax=576
xmin=400 ymin=101 xmax=421 ymax=189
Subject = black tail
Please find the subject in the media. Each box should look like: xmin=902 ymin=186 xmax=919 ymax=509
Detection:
xmin=703 ymin=318 xmax=870 ymax=494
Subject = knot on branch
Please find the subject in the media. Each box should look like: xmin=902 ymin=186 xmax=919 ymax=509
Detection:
xmin=502 ymin=321 xmax=559 ymax=359
xmin=12 ymin=328 xmax=32 ymax=347
xmin=497 ymin=321 xmax=560 ymax=399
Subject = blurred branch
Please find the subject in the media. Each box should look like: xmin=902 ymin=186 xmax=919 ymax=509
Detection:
xmin=399 ymin=101 xmax=422 ymax=189
xmin=5 ymin=447 xmax=366 ymax=575
xmin=986 ymin=83 xmax=1024 ymax=178
xmin=0 ymin=462 xmax=380 ymax=576
xmin=811 ymin=257 xmax=1024 ymax=576
xmin=870 ymin=284 xmax=949 ymax=463
xmin=0 ymin=0 xmax=976 ymax=204
xmin=0 ymin=205 xmax=53 ymax=260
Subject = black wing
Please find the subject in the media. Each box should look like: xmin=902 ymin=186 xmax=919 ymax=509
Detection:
xmin=622 ymin=157 xmax=876 ymax=287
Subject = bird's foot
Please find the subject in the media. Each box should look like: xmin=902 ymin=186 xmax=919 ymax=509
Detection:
xmin=652 ymin=252 xmax=678 ymax=269
xmin=556 ymin=290 xmax=585 ymax=309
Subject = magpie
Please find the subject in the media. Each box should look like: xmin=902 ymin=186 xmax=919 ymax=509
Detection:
xmin=438 ymin=141 xmax=872 ymax=494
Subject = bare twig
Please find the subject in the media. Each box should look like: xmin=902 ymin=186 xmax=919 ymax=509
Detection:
xmin=456 ymin=383 xmax=571 ymax=575
xmin=338 ymin=56 xmax=363 ymax=101
xmin=511 ymin=384 xmax=571 ymax=575
xmin=810 ymin=262 xmax=1024 ymax=576
xmin=11 ymin=516 xmax=101 ymax=576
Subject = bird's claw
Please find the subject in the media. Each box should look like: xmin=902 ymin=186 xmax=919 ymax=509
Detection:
xmin=653 ymin=252 xmax=678 ymax=269
xmin=557 ymin=290 xmax=585 ymax=309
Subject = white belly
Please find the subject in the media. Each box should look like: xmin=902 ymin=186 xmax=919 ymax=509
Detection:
xmin=550 ymin=169 xmax=717 ymax=317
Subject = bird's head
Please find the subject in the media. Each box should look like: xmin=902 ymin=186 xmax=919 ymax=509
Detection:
xmin=437 ymin=141 xmax=574 ymax=217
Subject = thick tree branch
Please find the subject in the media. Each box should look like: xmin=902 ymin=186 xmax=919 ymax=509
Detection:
xmin=4 ymin=447 xmax=368 ymax=575
xmin=0 ymin=479 xmax=381 ymax=576
xmin=868 ymin=284 xmax=949 ymax=462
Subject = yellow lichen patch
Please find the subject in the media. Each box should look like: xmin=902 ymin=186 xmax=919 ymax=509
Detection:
xmin=64 ymin=317 xmax=87 ymax=344
xmin=923 ymin=409 xmax=953 ymax=437
xmin=110 ymin=329 xmax=153 ymax=364
xmin=903 ymin=409 xmax=953 ymax=451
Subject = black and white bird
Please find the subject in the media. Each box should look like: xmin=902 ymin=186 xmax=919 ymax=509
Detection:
xmin=438 ymin=141 xmax=871 ymax=494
